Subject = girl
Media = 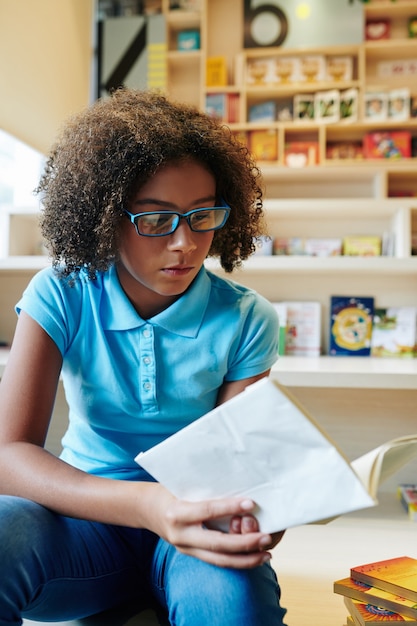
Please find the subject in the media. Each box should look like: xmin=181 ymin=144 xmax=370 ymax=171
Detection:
xmin=0 ymin=89 xmax=287 ymax=625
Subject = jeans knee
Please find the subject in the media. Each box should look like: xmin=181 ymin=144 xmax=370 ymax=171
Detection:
xmin=0 ymin=496 xmax=53 ymax=573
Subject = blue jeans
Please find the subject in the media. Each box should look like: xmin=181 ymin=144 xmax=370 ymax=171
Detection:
xmin=0 ymin=496 xmax=287 ymax=626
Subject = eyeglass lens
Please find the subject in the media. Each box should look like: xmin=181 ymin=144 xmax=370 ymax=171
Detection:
xmin=136 ymin=208 xmax=228 ymax=236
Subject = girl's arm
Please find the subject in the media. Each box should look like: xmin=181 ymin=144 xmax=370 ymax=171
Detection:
xmin=0 ymin=311 xmax=273 ymax=569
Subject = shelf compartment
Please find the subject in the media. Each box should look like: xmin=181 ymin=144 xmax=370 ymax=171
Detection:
xmin=260 ymin=165 xmax=386 ymax=199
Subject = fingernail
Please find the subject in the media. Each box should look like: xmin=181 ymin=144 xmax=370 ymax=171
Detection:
xmin=262 ymin=553 xmax=271 ymax=563
xmin=259 ymin=536 xmax=271 ymax=547
xmin=240 ymin=499 xmax=254 ymax=510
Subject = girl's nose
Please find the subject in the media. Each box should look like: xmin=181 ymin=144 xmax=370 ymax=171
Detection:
xmin=167 ymin=220 xmax=198 ymax=252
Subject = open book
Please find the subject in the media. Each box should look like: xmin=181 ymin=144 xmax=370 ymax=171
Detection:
xmin=135 ymin=378 xmax=417 ymax=533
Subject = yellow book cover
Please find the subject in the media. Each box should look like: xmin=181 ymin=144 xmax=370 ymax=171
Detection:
xmin=343 ymin=236 xmax=382 ymax=256
xmin=249 ymin=129 xmax=278 ymax=161
xmin=206 ymin=56 xmax=227 ymax=87
xmin=351 ymin=557 xmax=417 ymax=603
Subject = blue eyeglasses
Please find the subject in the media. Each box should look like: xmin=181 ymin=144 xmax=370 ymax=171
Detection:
xmin=124 ymin=203 xmax=231 ymax=237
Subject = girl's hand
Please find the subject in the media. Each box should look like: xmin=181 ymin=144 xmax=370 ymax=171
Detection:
xmin=229 ymin=513 xmax=286 ymax=551
xmin=141 ymin=484 xmax=273 ymax=569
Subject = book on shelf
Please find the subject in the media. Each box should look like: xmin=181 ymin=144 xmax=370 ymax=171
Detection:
xmin=304 ymin=238 xmax=342 ymax=257
xmin=293 ymin=94 xmax=315 ymax=122
xmin=340 ymin=88 xmax=359 ymax=123
xmin=363 ymin=131 xmax=412 ymax=160
xmin=283 ymin=300 xmax=321 ymax=357
xmin=248 ymin=100 xmax=276 ymax=122
xmin=205 ymin=56 xmax=228 ymax=87
xmin=177 ymin=29 xmax=200 ymax=51
xmin=371 ymin=307 xmax=417 ymax=359
xmin=205 ymin=93 xmax=239 ymax=123
xmin=388 ymin=88 xmax=410 ymax=122
xmin=365 ymin=19 xmax=390 ymax=41
xmin=276 ymin=98 xmax=293 ymax=122
xmin=344 ymin=596 xmax=417 ymax=625
xmin=364 ymin=92 xmax=388 ymax=121
xmin=350 ymin=557 xmax=417 ymax=603
xmin=270 ymin=302 xmax=287 ymax=357
xmin=334 ymin=576 xmax=417 ymax=620
xmin=136 ymin=377 xmax=417 ymax=534
xmin=273 ymin=236 xmax=305 ymax=256
xmin=248 ymin=129 xmax=278 ymax=161
xmin=343 ymin=235 xmax=382 ymax=256
xmin=315 ymin=89 xmax=340 ymax=124
xmin=397 ymin=484 xmax=417 ymax=521
xmin=329 ymin=296 xmax=374 ymax=357
xmin=326 ymin=141 xmax=363 ymax=160
xmin=284 ymin=141 xmax=319 ymax=167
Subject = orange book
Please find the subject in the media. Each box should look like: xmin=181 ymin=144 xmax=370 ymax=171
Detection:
xmin=351 ymin=557 xmax=417 ymax=603
xmin=344 ymin=596 xmax=417 ymax=624
xmin=334 ymin=577 xmax=417 ymax=620
xmin=249 ymin=129 xmax=278 ymax=161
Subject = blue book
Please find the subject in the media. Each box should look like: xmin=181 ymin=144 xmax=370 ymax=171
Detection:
xmin=248 ymin=100 xmax=276 ymax=122
xmin=329 ymin=295 xmax=374 ymax=356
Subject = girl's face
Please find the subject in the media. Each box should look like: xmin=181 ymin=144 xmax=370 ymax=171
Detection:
xmin=117 ymin=160 xmax=217 ymax=319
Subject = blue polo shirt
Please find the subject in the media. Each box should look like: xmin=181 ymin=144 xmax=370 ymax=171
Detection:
xmin=17 ymin=265 xmax=278 ymax=480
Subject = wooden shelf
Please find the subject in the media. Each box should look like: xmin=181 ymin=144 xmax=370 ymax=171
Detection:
xmin=271 ymin=356 xmax=417 ymax=389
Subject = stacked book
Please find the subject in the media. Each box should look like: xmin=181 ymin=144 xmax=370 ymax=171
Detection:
xmin=334 ymin=556 xmax=417 ymax=625
xmin=398 ymin=484 xmax=417 ymax=521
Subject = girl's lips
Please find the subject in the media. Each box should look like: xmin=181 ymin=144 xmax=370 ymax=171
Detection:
xmin=162 ymin=266 xmax=193 ymax=276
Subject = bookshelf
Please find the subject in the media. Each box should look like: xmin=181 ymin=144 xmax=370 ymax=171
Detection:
xmin=2 ymin=1 xmax=417 ymax=387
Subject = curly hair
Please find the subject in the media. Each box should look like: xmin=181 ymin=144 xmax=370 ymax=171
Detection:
xmin=37 ymin=88 xmax=267 ymax=278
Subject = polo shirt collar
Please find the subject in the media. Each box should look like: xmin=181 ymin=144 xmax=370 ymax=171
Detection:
xmin=103 ymin=265 xmax=211 ymax=337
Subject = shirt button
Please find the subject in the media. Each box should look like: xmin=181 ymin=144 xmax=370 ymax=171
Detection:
xmin=143 ymin=329 xmax=151 ymax=338
xmin=143 ymin=356 xmax=151 ymax=365
xmin=143 ymin=382 xmax=152 ymax=391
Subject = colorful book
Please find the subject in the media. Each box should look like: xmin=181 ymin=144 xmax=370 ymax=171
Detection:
xmin=363 ymin=131 xmax=411 ymax=159
xmin=282 ymin=301 xmax=321 ymax=357
xmin=397 ymin=484 xmax=417 ymax=521
xmin=371 ymin=307 xmax=417 ymax=358
xmin=340 ymin=88 xmax=359 ymax=123
xmin=344 ymin=596 xmax=417 ymax=624
xmin=248 ymin=100 xmax=276 ymax=122
xmin=315 ymin=89 xmax=340 ymax=124
xmin=249 ymin=129 xmax=278 ymax=161
xmin=343 ymin=235 xmax=381 ymax=256
xmin=293 ymin=94 xmax=315 ymax=121
xmin=351 ymin=557 xmax=417 ymax=603
xmin=205 ymin=93 xmax=239 ymax=123
xmin=329 ymin=296 xmax=374 ymax=357
xmin=334 ymin=577 xmax=417 ymax=619
xmin=304 ymin=238 xmax=342 ymax=257
xmin=284 ymin=141 xmax=319 ymax=167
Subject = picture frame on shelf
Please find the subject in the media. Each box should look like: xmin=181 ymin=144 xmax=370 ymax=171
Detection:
xmin=365 ymin=19 xmax=390 ymax=41
xmin=388 ymin=88 xmax=410 ymax=122
xmin=364 ymin=92 xmax=388 ymax=121
xmin=340 ymin=88 xmax=358 ymax=123
xmin=315 ymin=89 xmax=340 ymax=124
xmin=293 ymin=94 xmax=315 ymax=122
